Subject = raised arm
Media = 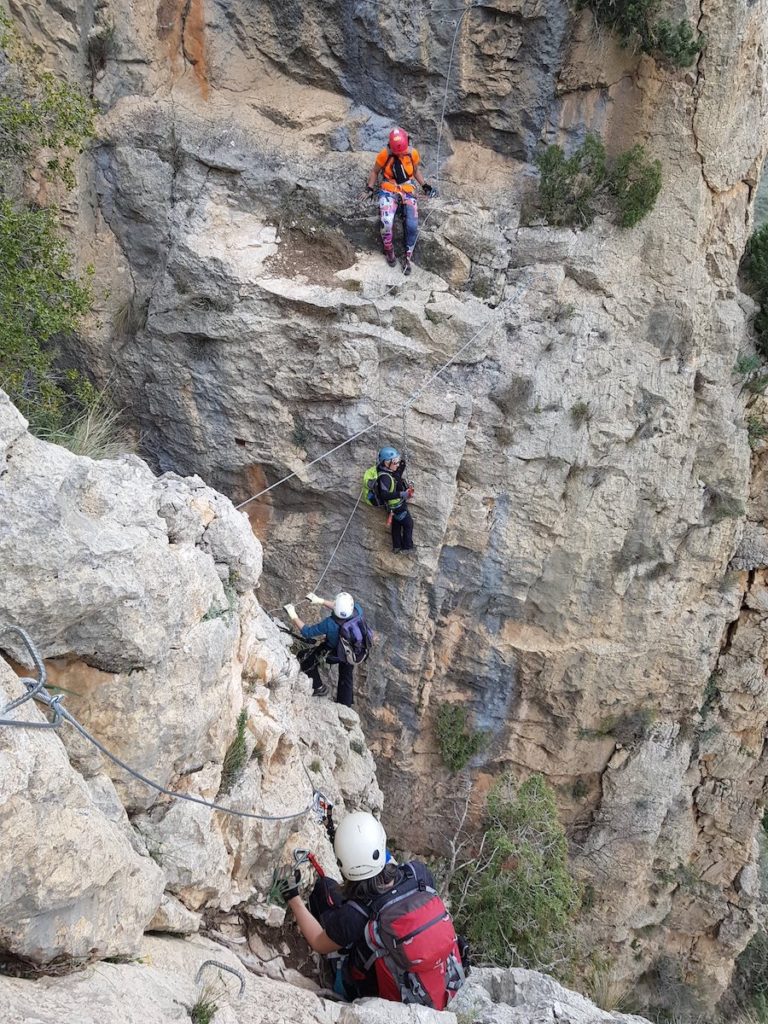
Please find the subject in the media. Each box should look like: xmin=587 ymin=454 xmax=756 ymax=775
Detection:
xmin=287 ymin=896 xmax=342 ymax=954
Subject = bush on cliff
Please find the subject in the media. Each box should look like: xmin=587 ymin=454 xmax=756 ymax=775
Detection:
xmin=536 ymin=135 xmax=661 ymax=230
xmin=578 ymin=0 xmax=703 ymax=68
xmin=0 ymin=12 xmax=114 ymax=443
xmin=744 ymin=224 xmax=768 ymax=358
xmin=449 ymin=773 xmax=582 ymax=974
xmin=435 ymin=703 xmax=487 ymax=773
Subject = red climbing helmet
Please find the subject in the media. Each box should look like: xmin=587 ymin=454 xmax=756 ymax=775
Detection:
xmin=388 ymin=127 xmax=409 ymax=154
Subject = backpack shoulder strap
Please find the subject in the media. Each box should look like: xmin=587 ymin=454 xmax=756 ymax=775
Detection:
xmin=406 ymin=860 xmax=431 ymax=891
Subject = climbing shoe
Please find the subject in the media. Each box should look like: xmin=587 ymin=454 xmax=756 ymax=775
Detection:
xmin=402 ymin=255 xmax=413 ymax=276
xmin=313 ymin=683 xmax=330 ymax=698
xmin=384 ymin=249 xmax=397 ymax=267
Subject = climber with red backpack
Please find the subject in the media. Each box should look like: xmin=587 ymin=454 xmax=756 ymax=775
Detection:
xmin=277 ymin=811 xmax=469 ymax=1006
xmin=283 ymin=592 xmax=373 ymax=707
xmin=365 ymin=127 xmax=437 ymax=275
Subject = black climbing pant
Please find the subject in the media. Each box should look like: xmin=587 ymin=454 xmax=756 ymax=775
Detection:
xmin=300 ymin=646 xmax=354 ymax=707
xmin=392 ymin=507 xmax=414 ymax=551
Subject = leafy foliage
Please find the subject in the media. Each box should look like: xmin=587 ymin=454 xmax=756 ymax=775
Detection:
xmin=218 ymin=710 xmax=249 ymax=796
xmin=435 ymin=703 xmax=487 ymax=773
xmin=536 ymin=134 xmax=607 ymax=228
xmin=579 ymin=0 xmax=703 ymax=68
xmin=536 ymin=135 xmax=661 ymax=230
xmin=610 ymin=145 xmax=663 ymax=228
xmin=0 ymin=200 xmax=92 ymax=431
xmin=450 ymin=773 xmax=581 ymax=973
xmin=0 ymin=13 xmax=104 ymax=442
xmin=748 ymin=415 xmax=768 ymax=450
xmin=744 ymin=225 xmax=768 ymax=358
xmin=0 ymin=13 xmax=95 ymax=188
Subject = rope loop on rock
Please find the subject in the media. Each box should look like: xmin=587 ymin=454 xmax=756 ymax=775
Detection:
xmin=195 ymin=959 xmax=246 ymax=998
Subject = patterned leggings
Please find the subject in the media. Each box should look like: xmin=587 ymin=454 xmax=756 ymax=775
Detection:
xmin=378 ymin=191 xmax=418 ymax=253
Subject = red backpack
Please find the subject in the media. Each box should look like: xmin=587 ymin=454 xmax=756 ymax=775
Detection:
xmin=353 ymin=863 xmax=466 ymax=1009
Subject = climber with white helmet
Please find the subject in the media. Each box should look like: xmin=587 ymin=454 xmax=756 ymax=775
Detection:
xmin=276 ymin=811 xmax=468 ymax=1006
xmin=284 ymin=591 xmax=372 ymax=706
xmin=375 ymin=445 xmax=415 ymax=553
xmin=365 ymin=127 xmax=436 ymax=275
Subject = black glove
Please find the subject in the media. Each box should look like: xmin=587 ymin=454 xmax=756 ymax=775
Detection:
xmin=366 ymin=184 xmax=377 ymax=201
xmin=275 ymin=868 xmax=302 ymax=902
xmin=422 ymin=183 xmax=437 ymax=198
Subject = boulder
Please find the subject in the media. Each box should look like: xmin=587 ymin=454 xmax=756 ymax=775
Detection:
xmin=0 ymin=661 xmax=163 ymax=964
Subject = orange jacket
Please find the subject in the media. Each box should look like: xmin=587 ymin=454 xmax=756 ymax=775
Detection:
xmin=374 ymin=147 xmax=421 ymax=194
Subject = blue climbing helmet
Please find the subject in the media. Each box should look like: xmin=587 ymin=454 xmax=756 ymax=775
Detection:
xmin=378 ymin=446 xmax=400 ymax=463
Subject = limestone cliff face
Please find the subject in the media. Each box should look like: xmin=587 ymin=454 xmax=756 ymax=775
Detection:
xmin=9 ymin=0 xmax=768 ymax=1008
xmin=0 ymin=393 xmax=381 ymax=961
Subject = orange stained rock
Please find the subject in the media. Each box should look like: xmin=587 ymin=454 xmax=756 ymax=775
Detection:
xmin=156 ymin=0 xmax=209 ymax=99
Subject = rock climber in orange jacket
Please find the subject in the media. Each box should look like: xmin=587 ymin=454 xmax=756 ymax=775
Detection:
xmin=365 ymin=127 xmax=437 ymax=275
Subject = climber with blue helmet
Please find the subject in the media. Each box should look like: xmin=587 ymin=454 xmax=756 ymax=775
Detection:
xmin=284 ymin=591 xmax=372 ymax=706
xmin=375 ymin=445 xmax=415 ymax=553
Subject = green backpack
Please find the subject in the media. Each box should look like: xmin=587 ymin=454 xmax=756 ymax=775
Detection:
xmin=362 ymin=465 xmax=383 ymax=507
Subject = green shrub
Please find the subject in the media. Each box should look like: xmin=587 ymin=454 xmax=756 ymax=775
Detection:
xmin=450 ymin=773 xmax=581 ymax=973
xmin=0 ymin=14 xmax=97 ymax=439
xmin=748 ymin=416 xmax=768 ymax=450
xmin=218 ymin=710 xmax=248 ymax=795
xmin=536 ymin=135 xmax=661 ymax=230
xmin=610 ymin=145 xmax=662 ymax=228
xmin=579 ymin=0 xmax=703 ymax=68
xmin=0 ymin=201 xmax=93 ymax=430
xmin=730 ymin=926 xmax=768 ymax=1017
xmin=536 ymin=134 xmax=606 ymax=228
xmin=570 ymin=400 xmax=591 ymax=428
xmin=435 ymin=703 xmax=487 ymax=773
xmin=188 ymin=996 xmax=218 ymax=1024
xmin=744 ymin=225 xmax=768 ymax=358
xmin=0 ymin=13 xmax=95 ymax=188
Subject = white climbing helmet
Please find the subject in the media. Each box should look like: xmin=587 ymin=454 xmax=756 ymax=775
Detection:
xmin=333 ymin=592 xmax=355 ymax=620
xmin=334 ymin=811 xmax=388 ymax=881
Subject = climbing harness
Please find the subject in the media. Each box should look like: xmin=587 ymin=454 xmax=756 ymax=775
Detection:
xmin=0 ymin=628 xmax=319 ymax=824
